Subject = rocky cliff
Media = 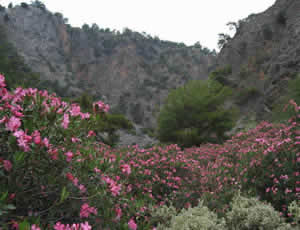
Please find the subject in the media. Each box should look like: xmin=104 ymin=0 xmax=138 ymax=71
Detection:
xmin=0 ymin=3 xmax=215 ymax=128
xmin=1 ymin=0 xmax=299 ymax=133
xmin=216 ymin=0 xmax=300 ymax=124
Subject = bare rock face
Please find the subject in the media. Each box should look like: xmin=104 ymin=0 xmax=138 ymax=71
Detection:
xmin=216 ymin=0 xmax=300 ymax=121
xmin=0 ymin=4 xmax=215 ymax=128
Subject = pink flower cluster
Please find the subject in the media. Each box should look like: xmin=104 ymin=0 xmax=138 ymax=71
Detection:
xmin=80 ymin=203 xmax=98 ymax=218
xmin=128 ymin=219 xmax=137 ymax=230
xmin=54 ymin=221 xmax=91 ymax=230
xmin=66 ymin=172 xmax=87 ymax=193
xmin=92 ymin=101 xmax=109 ymax=113
xmin=120 ymin=164 xmax=131 ymax=175
xmin=102 ymin=176 xmax=122 ymax=197
xmin=0 ymin=159 xmax=12 ymax=171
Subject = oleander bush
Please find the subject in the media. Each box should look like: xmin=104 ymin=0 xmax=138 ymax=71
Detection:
xmin=0 ymin=73 xmax=299 ymax=229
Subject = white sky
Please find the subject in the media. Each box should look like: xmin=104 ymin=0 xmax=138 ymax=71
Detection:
xmin=1 ymin=0 xmax=276 ymax=50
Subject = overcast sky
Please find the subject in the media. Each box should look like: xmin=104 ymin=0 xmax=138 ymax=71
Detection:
xmin=1 ymin=0 xmax=276 ymax=50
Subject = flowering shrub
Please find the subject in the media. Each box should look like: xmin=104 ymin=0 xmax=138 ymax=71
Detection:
xmin=0 ymin=73 xmax=299 ymax=229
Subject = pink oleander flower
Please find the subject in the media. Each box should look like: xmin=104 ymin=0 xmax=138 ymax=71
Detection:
xmin=31 ymin=224 xmax=41 ymax=230
xmin=5 ymin=116 xmax=21 ymax=132
xmin=62 ymin=113 xmax=70 ymax=129
xmin=14 ymin=131 xmax=32 ymax=152
xmin=66 ymin=172 xmax=75 ymax=182
xmin=32 ymin=130 xmax=41 ymax=145
xmin=69 ymin=104 xmax=81 ymax=117
xmin=13 ymin=130 xmax=24 ymax=138
xmin=285 ymin=188 xmax=292 ymax=194
xmin=115 ymin=207 xmax=122 ymax=220
xmin=80 ymin=222 xmax=92 ymax=230
xmin=53 ymin=222 xmax=65 ymax=230
xmin=13 ymin=111 xmax=23 ymax=117
xmin=280 ymin=175 xmax=289 ymax=180
xmin=0 ymin=74 xmax=6 ymax=87
xmin=42 ymin=137 xmax=50 ymax=148
xmin=9 ymin=193 xmax=15 ymax=200
xmin=80 ymin=203 xmax=97 ymax=218
xmin=57 ymin=108 xmax=63 ymax=114
xmin=71 ymin=137 xmax=80 ymax=143
xmin=110 ymin=183 xmax=121 ymax=197
xmin=80 ymin=112 xmax=90 ymax=119
xmin=79 ymin=184 xmax=86 ymax=193
xmin=3 ymin=160 xmax=12 ymax=171
xmin=120 ymin=164 xmax=131 ymax=175
xmin=87 ymin=130 xmax=96 ymax=137
xmin=11 ymin=220 xmax=18 ymax=229
xmin=94 ymin=168 xmax=101 ymax=173
xmin=93 ymin=101 xmax=109 ymax=113
xmin=128 ymin=219 xmax=137 ymax=230
xmin=64 ymin=151 xmax=74 ymax=162
xmin=48 ymin=148 xmax=59 ymax=160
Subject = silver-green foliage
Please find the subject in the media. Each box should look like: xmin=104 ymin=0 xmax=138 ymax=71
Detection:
xmin=226 ymin=195 xmax=292 ymax=230
xmin=165 ymin=201 xmax=227 ymax=230
xmin=288 ymin=201 xmax=300 ymax=224
xmin=152 ymin=195 xmax=299 ymax=230
xmin=150 ymin=204 xmax=177 ymax=230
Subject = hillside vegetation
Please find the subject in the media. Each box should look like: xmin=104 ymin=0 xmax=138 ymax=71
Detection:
xmin=0 ymin=74 xmax=299 ymax=229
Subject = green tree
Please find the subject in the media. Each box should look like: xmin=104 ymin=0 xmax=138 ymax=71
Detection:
xmin=157 ymin=79 xmax=237 ymax=147
xmin=218 ymin=33 xmax=231 ymax=50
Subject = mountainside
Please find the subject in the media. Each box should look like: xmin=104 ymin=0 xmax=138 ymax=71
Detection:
xmin=0 ymin=3 xmax=215 ymax=128
xmin=1 ymin=0 xmax=300 ymax=132
xmin=216 ymin=0 xmax=300 ymax=125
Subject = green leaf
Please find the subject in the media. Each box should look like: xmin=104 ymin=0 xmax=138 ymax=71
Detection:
xmin=14 ymin=151 xmax=25 ymax=163
xmin=19 ymin=220 xmax=30 ymax=230
xmin=0 ymin=191 xmax=8 ymax=201
xmin=59 ymin=186 xmax=69 ymax=203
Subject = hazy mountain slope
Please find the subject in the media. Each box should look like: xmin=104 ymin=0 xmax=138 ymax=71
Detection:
xmin=0 ymin=4 xmax=215 ymax=128
xmin=216 ymin=0 xmax=300 ymax=124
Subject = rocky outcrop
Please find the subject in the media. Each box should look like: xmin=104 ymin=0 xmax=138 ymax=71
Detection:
xmin=216 ymin=0 xmax=300 ymax=122
xmin=0 ymin=4 xmax=215 ymax=128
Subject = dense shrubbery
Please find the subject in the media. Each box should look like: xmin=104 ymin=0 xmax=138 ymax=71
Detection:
xmin=157 ymin=79 xmax=237 ymax=147
xmin=154 ymin=194 xmax=298 ymax=230
xmin=0 ymin=74 xmax=299 ymax=229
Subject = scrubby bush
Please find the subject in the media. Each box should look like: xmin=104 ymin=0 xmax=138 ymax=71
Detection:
xmin=226 ymin=194 xmax=287 ymax=230
xmin=149 ymin=204 xmax=177 ymax=229
xmin=165 ymin=201 xmax=227 ymax=230
xmin=31 ymin=0 xmax=46 ymax=11
xmin=20 ymin=2 xmax=29 ymax=8
xmin=288 ymin=201 xmax=300 ymax=225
